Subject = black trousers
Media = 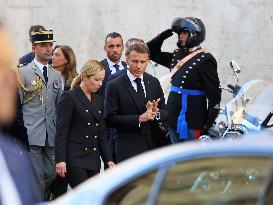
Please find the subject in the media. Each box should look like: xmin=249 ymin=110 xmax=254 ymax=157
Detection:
xmin=67 ymin=166 xmax=100 ymax=188
xmin=53 ymin=175 xmax=68 ymax=198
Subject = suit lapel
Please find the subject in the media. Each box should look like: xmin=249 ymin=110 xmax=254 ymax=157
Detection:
xmin=101 ymin=58 xmax=111 ymax=78
xmin=143 ymin=73 xmax=153 ymax=102
xmin=122 ymin=74 xmax=144 ymax=113
xmin=75 ymin=86 xmax=100 ymax=121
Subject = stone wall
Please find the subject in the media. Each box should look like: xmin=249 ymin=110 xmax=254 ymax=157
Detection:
xmin=1 ymin=0 xmax=272 ymax=90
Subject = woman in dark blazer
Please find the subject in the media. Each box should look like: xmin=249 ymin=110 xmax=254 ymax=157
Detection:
xmin=51 ymin=45 xmax=78 ymax=197
xmin=55 ymin=59 xmax=115 ymax=188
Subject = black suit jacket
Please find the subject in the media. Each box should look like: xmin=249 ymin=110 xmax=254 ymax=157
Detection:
xmin=104 ymin=72 xmax=167 ymax=162
xmin=55 ymin=86 xmax=112 ymax=170
xmin=0 ymin=134 xmax=38 ymax=204
xmin=97 ymin=58 xmax=127 ymax=99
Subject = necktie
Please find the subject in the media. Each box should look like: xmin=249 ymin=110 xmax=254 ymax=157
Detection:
xmin=134 ymin=78 xmax=146 ymax=109
xmin=113 ymin=64 xmax=120 ymax=72
xmin=43 ymin=66 xmax=48 ymax=84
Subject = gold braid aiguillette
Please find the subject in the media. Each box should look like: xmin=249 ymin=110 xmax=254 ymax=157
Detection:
xmin=16 ymin=68 xmax=44 ymax=104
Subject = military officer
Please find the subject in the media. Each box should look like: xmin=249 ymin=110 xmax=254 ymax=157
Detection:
xmin=16 ymin=29 xmax=62 ymax=201
xmin=147 ymin=17 xmax=221 ymax=143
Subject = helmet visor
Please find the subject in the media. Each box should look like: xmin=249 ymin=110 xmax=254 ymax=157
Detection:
xmin=180 ymin=18 xmax=200 ymax=32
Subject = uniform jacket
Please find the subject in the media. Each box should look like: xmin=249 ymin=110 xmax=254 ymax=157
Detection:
xmin=97 ymin=58 xmax=127 ymax=99
xmin=18 ymin=61 xmax=62 ymax=146
xmin=55 ymin=86 xmax=112 ymax=170
xmin=104 ymin=72 xmax=168 ymax=162
xmin=147 ymin=36 xmax=221 ymax=130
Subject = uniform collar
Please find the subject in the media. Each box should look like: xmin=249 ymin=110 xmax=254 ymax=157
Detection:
xmin=33 ymin=58 xmax=48 ymax=73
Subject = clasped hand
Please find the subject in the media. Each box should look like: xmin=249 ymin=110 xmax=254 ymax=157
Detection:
xmin=139 ymin=98 xmax=160 ymax=123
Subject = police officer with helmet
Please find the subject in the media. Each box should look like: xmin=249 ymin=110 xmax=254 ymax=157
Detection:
xmin=147 ymin=17 xmax=221 ymax=143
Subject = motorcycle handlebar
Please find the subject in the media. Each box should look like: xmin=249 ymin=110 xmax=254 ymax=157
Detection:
xmin=227 ymin=84 xmax=241 ymax=95
xmin=227 ymin=84 xmax=236 ymax=91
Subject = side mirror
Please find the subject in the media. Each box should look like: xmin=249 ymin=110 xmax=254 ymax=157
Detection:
xmin=230 ymin=60 xmax=241 ymax=73
xmin=230 ymin=60 xmax=241 ymax=84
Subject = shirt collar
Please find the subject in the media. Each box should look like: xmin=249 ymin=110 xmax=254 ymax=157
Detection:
xmin=106 ymin=57 xmax=122 ymax=67
xmin=189 ymin=46 xmax=201 ymax=52
xmin=34 ymin=58 xmax=48 ymax=73
xmin=127 ymin=69 xmax=143 ymax=82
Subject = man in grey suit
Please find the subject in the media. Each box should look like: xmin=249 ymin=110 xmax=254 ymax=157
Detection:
xmin=17 ymin=29 xmax=62 ymax=201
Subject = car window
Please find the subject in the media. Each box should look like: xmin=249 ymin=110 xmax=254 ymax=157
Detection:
xmin=106 ymin=170 xmax=157 ymax=205
xmin=156 ymin=156 xmax=273 ymax=205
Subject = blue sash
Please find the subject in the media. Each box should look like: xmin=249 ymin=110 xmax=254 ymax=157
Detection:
xmin=170 ymin=86 xmax=205 ymax=140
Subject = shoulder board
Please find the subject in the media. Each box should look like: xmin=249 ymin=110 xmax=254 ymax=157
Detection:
xmin=17 ymin=63 xmax=28 ymax=68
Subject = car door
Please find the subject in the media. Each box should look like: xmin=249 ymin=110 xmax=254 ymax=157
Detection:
xmin=104 ymin=155 xmax=273 ymax=205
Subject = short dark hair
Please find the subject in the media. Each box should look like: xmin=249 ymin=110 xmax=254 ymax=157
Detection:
xmin=125 ymin=38 xmax=144 ymax=55
xmin=104 ymin=32 xmax=123 ymax=44
xmin=28 ymin=25 xmax=45 ymax=41
xmin=126 ymin=43 xmax=150 ymax=57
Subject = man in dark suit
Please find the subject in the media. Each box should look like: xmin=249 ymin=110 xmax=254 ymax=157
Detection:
xmin=147 ymin=17 xmax=221 ymax=143
xmin=18 ymin=25 xmax=45 ymax=65
xmin=97 ymin=32 xmax=126 ymax=164
xmin=108 ymin=38 xmax=145 ymax=82
xmin=97 ymin=32 xmax=127 ymax=99
xmin=104 ymin=43 xmax=168 ymax=162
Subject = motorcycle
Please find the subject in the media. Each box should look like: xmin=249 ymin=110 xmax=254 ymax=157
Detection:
xmin=200 ymin=61 xmax=273 ymax=142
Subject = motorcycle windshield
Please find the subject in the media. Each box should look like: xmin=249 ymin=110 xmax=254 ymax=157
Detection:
xmin=225 ymin=79 xmax=273 ymax=131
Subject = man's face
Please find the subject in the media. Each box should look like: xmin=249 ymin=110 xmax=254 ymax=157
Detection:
xmin=179 ymin=30 xmax=190 ymax=47
xmin=126 ymin=50 xmax=149 ymax=78
xmin=104 ymin=37 xmax=124 ymax=63
xmin=32 ymin=42 xmax=53 ymax=64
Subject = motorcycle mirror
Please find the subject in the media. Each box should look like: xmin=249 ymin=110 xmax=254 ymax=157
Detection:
xmin=230 ymin=60 xmax=241 ymax=73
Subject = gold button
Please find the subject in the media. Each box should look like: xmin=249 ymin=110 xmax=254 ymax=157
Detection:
xmin=85 ymin=148 xmax=88 ymax=151
xmin=98 ymin=110 xmax=101 ymax=114
xmin=88 ymin=123 xmax=91 ymax=125
xmin=96 ymin=123 xmax=99 ymax=126
xmin=94 ymin=136 xmax=97 ymax=138
xmin=86 ymin=109 xmax=89 ymax=112
xmin=86 ymin=136 xmax=89 ymax=138
xmin=93 ymin=148 xmax=96 ymax=151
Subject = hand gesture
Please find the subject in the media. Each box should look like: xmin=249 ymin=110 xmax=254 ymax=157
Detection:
xmin=146 ymin=98 xmax=160 ymax=112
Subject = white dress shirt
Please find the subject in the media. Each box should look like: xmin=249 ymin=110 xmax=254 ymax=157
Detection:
xmin=106 ymin=57 xmax=126 ymax=74
xmin=126 ymin=70 xmax=146 ymax=97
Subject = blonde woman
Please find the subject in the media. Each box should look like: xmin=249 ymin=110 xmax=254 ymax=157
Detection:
xmin=55 ymin=60 xmax=115 ymax=188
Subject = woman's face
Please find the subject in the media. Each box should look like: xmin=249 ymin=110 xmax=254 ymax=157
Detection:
xmin=83 ymin=69 xmax=105 ymax=93
xmin=51 ymin=47 xmax=68 ymax=73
